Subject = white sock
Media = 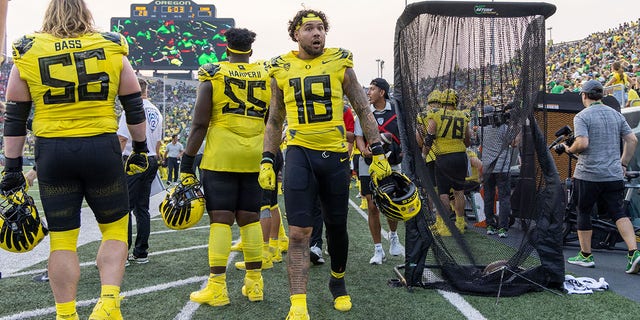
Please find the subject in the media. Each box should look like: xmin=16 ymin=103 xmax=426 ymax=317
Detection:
xmin=389 ymin=231 xmax=397 ymax=238
xmin=374 ymin=243 xmax=383 ymax=250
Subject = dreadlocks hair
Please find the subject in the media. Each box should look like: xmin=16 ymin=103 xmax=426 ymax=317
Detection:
xmin=224 ymin=27 xmax=256 ymax=52
xmin=287 ymin=9 xmax=329 ymax=42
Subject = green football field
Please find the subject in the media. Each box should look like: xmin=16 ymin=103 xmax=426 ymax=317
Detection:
xmin=1 ymin=177 xmax=639 ymax=320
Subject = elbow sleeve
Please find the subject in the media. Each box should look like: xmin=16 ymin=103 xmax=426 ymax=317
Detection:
xmin=3 ymin=101 xmax=32 ymax=136
xmin=118 ymin=92 xmax=146 ymax=125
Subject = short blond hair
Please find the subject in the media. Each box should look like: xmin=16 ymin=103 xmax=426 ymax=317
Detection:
xmin=41 ymin=0 xmax=97 ymax=38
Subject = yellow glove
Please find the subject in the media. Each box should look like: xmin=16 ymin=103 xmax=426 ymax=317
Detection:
xmin=369 ymin=154 xmax=392 ymax=180
xmin=179 ymin=172 xmax=198 ymax=186
xmin=368 ymin=141 xmax=391 ymax=180
xmin=258 ymin=162 xmax=276 ymax=190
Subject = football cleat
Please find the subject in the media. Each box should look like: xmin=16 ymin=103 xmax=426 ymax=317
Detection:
xmin=334 ymin=295 xmax=352 ymax=312
xmin=241 ymin=273 xmax=264 ymax=302
xmin=190 ymin=276 xmax=230 ymax=307
xmin=286 ymin=306 xmax=310 ymax=320
xmin=89 ymin=295 xmax=123 ymax=320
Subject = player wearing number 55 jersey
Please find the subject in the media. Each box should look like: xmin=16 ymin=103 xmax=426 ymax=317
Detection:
xmin=260 ymin=9 xmax=392 ymax=320
xmin=1 ymin=1 xmax=149 ymax=319
xmin=179 ymin=27 xmax=268 ymax=307
xmin=423 ymin=89 xmax=471 ymax=234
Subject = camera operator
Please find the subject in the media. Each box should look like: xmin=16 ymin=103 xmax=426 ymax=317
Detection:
xmin=559 ymin=79 xmax=640 ymax=274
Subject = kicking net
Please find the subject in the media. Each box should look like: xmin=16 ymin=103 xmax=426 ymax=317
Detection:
xmin=392 ymin=1 xmax=564 ymax=296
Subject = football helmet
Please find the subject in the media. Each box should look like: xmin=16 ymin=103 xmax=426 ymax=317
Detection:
xmin=159 ymin=175 xmax=205 ymax=230
xmin=427 ymin=90 xmax=441 ymax=104
xmin=0 ymin=188 xmax=48 ymax=253
xmin=371 ymin=172 xmax=421 ymax=221
xmin=439 ymin=88 xmax=458 ymax=106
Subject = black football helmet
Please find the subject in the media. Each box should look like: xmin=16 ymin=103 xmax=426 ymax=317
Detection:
xmin=0 ymin=188 xmax=48 ymax=253
xmin=159 ymin=175 xmax=205 ymax=230
xmin=371 ymin=171 xmax=421 ymax=221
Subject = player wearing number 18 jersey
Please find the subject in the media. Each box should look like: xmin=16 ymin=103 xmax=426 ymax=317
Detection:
xmin=260 ymin=9 xmax=392 ymax=319
xmin=2 ymin=1 xmax=149 ymax=318
xmin=179 ymin=27 xmax=269 ymax=307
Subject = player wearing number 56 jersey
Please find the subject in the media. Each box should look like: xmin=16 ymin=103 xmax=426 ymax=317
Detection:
xmin=260 ymin=10 xmax=392 ymax=320
xmin=2 ymin=1 xmax=149 ymax=319
xmin=179 ymin=27 xmax=268 ymax=307
xmin=423 ymin=88 xmax=471 ymax=234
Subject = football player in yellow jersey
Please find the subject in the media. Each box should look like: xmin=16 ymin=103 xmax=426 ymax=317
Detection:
xmin=259 ymin=9 xmax=391 ymax=320
xmin=178 ymin=27 xmax=268 ymax=307
xmin=0 ymin=1 xmax=149 ymax=319
xmin=423 ymin=89 xmax=472 ymax=234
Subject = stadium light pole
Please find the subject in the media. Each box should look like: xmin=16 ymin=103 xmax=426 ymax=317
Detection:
xmin=376 ymin=59 xmax=381 ymax=78
xmin=547 ymin=27 xmax=553 ymax=44
xmin=380 ymin=60 xmax=385 ymax=78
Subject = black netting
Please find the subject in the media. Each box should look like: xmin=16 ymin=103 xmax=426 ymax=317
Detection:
xmin=393 ymin=1 xmax=563 ymax=297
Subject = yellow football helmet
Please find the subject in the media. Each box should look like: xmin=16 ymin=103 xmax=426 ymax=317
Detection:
xmin=371 ymin=171 xmax=421 ymax=221
xmin=0 ymin=188 xmax=48 ymax=253
xmin=440 ymin=88 xmax=458 ymax=106
xmin=427 ymin=90 xmax=442 ymax=104
xmin=159 ymin=175 xmax=205 ymax=230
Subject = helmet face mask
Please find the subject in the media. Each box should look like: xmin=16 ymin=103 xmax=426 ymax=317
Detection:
xmin=0 ymin=189 xmax=48 ymax=253
xmin=371 ymin=172 xmax=421 ymax=221
xmin=159 ymin=180 xmax=205 ymax=230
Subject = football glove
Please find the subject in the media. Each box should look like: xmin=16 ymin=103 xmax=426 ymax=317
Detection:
xmin=1 ymin=157 xmax=26 ymax=193
xmin=258 ymin=152 xmax=276 ymax=190
xmin=179 ymin=172 xmax=199 ymax=186
xmin=125 ymin=140 xmax=150 ymax=175
xmin=369 ymin=142 xmax=392 ymax=180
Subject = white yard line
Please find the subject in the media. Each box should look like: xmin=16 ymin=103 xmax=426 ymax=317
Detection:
xmin=348 ymin=198 xmax=486 ymax=320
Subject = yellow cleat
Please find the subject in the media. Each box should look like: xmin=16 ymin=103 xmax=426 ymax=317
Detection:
xmin=279 ymin=233 xmax=289 ymax=253
xmin=334 ymin=295 xmax=352 ymax=312
xmin=433 ymin=215 xmax=451 ymax=237
xmin=89 ymin=295 xmax=123 ymax=320
xmin=241 ymin=274 xmax=264 ymax=302
xmin=271 ymin=245 xmax=283 ymax=263
xmin=286 ymin=306 xmax=310 ymax=320
xmin=230 ymin=240 xmax=243 ymax=252
xmin=56 ymin=313 xmax=79 ymax=320
xmin=189 ymin=277 xmax=230 ymax=307
xmin=359 ymin=198 xmax=368 ymax=209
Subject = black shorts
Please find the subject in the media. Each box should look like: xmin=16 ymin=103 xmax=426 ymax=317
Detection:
xmin=435 ymin=152 xmax=467 ymax=194
xmin=426 ymin=160 xmax=436 ymax=188
xmin=35 ymin=134 xmax=129 ymax=231
xmin=201 ymin=170 xmax=261 ymax=212
xmin=573 ymin=178 xmax=626 ymax=224
xmin=283 ymin=146 xmax=350 ymax=227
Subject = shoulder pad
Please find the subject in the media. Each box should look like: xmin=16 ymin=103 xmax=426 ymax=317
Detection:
xmin=101 ymin=32 xmax=128 ymax=55
xmin=336 ymin=48 xmax=353 ymax=61
xmin=198 ymin=63 xmax=221 ymax=81
xmin=12 ymin=35 xmax=35 ymax=59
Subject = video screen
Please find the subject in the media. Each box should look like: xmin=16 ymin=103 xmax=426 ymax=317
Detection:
xmin=110 ymin=18 xmax=235 ymax=70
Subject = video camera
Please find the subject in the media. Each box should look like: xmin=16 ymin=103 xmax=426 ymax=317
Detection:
xmin=548 ymin=125 xmax=575 ymax=155
xmin=478 ymin=102 xmax=514 ymax=127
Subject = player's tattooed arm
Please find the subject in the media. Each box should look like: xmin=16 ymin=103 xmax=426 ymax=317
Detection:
xmin=264 ymin=78 xmax=286 ymax=154
xmin=344 ymin=67 xmax=381 ymax=145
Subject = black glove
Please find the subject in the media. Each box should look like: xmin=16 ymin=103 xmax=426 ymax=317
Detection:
xmin=553 ymin=144 xmax=566 ymax=155
xmin=125 ymin=140 xmax=149 ymax=175
xmin=0 ymin=157 xmax=26 ymax=193
xmin=180 ymin=153 xmax=195 ymax=174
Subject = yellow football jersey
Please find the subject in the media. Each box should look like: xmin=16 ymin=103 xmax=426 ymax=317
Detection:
xmin=12 ymin=32 xmax=128 ymax=137
xmin=268 ymin=48 xmax=353 ymax=153
xmin=197 ymin=61 xmax=270 ymax=172
xmin=426 ymin=107 xmax=470 ymax=155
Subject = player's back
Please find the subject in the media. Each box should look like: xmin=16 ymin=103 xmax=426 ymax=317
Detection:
xmin=198 ymin=61 xmax=270 ymax=172
xmin=12 ymin=32 xmax=128 ymax=138
xmin=428 ymin=107 xmax=469 ymax=155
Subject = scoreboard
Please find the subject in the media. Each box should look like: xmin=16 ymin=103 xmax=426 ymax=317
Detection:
xmin=111 ymin=0 xmax=235 ymax=70
xmin=131 ymin=0 xmax=216 ymax=20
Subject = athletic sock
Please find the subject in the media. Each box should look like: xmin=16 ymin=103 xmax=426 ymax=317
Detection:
xmin=580 ymin=251 xmax=592 ymax=258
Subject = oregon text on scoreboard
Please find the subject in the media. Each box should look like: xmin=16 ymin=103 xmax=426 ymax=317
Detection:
xmin=111 ymin=0 xmax=235 ymax=70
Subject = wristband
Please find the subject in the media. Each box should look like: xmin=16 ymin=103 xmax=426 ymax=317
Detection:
xmin=370 ymin=142 xmax=385 ymax=156
xmin=4 ymin=156 xmax=23 ymax=172
xmin=261 ymin=151 xmax=275 ymax=164
xmin=132 ymin=140 xmax=149 ymax=153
